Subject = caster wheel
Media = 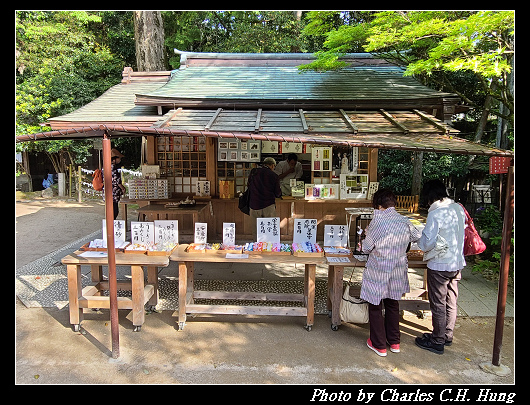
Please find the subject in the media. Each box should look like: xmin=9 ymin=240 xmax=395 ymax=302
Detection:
xmin=133 ymin=325 xmax=141 ymax=332
xmin=331 ymin=324 xmax=339 ymax=331
xmin=73 ymin=324 xmax=80 ymax=332
xmin=304 ymin=325 xmax=312 ymax=332
xmin=178 ymin=322 xmax=185 ymax=331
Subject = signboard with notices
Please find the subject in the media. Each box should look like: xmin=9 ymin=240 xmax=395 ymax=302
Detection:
xmin=196 ymin=180 xmax=211 ymax=197
xmin=102 ymin=220 xmax=126 ymax=243
xmin=311 ymin=147 xmax=332 ymax=171
xmin=489 ymin=156 xmax=511 ymax=174
xmin=324 ymin=224 xmax=348 ymax=247
xmin=154 ymin=220 xmax=179 ymax=244
xmin=131 ymin=221 xmax=155 ymax=244
xmin=223 ymin=222 xmax=236 ymax=245
xmin=281 ymin=142 xmax=303 ymax=154
xmin=256 ymin=217 xmax=280 ymax=243
xmin=194 ymin=222 xmax=208 ymax=244
xmin=293 ymin=219 xmax=317 ymax=244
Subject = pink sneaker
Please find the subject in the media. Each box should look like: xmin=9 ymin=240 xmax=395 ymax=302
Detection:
xmin=389 ymin=343 xmax=400 ymax=353
xmin=367 ymin=339 xmax=387 ymax=357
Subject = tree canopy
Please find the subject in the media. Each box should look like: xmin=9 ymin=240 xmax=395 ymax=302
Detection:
xmin=16 ymin=10 xmax=514 ymax=194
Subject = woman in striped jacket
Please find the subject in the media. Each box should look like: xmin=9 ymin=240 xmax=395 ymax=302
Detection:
xmin=360 ymin=189 xmax=422 ymax=357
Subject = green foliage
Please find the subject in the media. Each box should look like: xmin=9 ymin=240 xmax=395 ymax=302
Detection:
xmin=302 ymin=11 xmax=514 ymax=126
xmin=475 ymin=206 xmax=503 ymax=236
xmin=16 ymin=11 xmax=125 ymax=171
xmin=377 ymin=150 xmax=470 ymax=195
xmin=163 ymin=11 xmax=314 ymax=69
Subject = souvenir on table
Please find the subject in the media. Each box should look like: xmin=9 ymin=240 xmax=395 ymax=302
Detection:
xmin=243 ymin=242 xmax=292 ymax=255
xmin=339 ymin=174 xmax=369 ymax=199
xmin=304 ymin=184 xmax=339 ymax=200
xmin=290 ymin=180 xmax=305 ymax=197
xmin=291 ymin=242 xmax=324 ymax=257
xmin=186 ymin=243 xmax=244 ymax=254
xmin=323 ymin=246 xmax=352 ymax=257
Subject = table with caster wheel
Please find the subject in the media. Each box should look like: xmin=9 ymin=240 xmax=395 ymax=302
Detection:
xmin=170 ymin=244 xmax=324 ymax=331
xmin=61 ymin=251 xmax=169 ymax=332
xmin=326 ymin=256 xmax=430 ymax=331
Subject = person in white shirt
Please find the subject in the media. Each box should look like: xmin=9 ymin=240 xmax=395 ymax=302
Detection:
xmin=416 ymin=179 xmax=466 ymax=355
xmin=274 ymin=153 xmax=303 ymax=196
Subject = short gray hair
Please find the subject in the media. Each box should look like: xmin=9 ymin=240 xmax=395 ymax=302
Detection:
xmin=263 ymin=157 xmax=276 ymax=167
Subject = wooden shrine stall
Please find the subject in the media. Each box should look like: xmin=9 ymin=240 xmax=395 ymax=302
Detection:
xmin=17 ymin=52 xmax=513 ymax=363
xmin=40 ymin=52 xmax=511 ymax=241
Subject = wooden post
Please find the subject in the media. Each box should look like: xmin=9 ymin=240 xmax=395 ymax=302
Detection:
xmin=102 ymin=134 xmax=120 ymax=359
xmin=480 ymin=164 xmax=513 ymax=376
xmin=492 ymin=164 xmax=514 ymax=365
xmin=78 ymin=166 xmax=82 ymax=203
xmin=68 ymin=164 xmax=73 ymax=199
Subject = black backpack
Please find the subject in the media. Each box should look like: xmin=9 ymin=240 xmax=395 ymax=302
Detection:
xmin=238 ymin=168 xmax=257 ymax=215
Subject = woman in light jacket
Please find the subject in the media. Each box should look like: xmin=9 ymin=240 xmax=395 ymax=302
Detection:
xmin=361 ymin=189 xmax=421 ymax=357
xmin=415 ymin=180 xmax=466 ymax=355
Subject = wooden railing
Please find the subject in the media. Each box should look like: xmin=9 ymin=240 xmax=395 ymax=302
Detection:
xmin=396 ymin=195 xmax=419 ymax=213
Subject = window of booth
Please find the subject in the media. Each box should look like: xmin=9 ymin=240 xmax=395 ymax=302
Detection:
xmin=157 ymin=136 xmax=208 ymax=195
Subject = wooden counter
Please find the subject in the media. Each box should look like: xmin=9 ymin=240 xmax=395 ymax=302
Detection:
xmin=209 ymin=197 xmax=372 ymax=241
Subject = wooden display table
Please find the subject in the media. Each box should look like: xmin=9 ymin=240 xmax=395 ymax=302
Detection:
xmin=61 ymin=251 xmax=169 ymax=332
xmin=326 ymin=256 xmax=429 ymax=331
xmin=170 ymin=244 xmax=327 ymax=331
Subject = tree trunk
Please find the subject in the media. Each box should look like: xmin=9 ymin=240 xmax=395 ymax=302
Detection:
xmin=134 ymin=11 xmax=166 ymax=72
xmin=411 ymin=151 xmax=423 ymax=197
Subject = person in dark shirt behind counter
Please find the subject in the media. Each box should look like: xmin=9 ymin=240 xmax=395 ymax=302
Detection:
xmin=247 ymin=157 xmax=282 ymax=238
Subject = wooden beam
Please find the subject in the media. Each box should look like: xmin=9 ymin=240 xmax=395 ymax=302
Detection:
xmin=339 ymin=109 xmax=359 ymax=133
xmin=379 ymin=109 xmax=409 ymax=134
xmin=205 ymin=108 xmax=223 ymax=130
xmin=254 ymin=108 xmax=262 ymax=133
xmin=158 ymin=108 xmax=183 ymax=128
xmin=193 ymin=290 xmax=305 ymax=302
xmin=413 ymin=109 xmax=450 ymax=134
xmin=299 ymin=109 xmax=309 ymax=134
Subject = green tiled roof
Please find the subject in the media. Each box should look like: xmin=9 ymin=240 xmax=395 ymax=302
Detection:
xmin=135 ymin=65 xmax=456 ymax=106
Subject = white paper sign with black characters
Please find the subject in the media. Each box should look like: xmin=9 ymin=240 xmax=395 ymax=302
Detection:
xmin=256 ymin=217 xmax=280 ymax=243
xmin=102 ymin=220 xmax=126 ymax=243
xmin=223 ymin=222 xmax=236 ymax=245
xmin=293 ymin=218 xmax=317 ymax=244
xmin=131 ymin=221 xmax=155 ymax=244
xmin=324 ymin=224 xmax=348 ymax=247
xmin=154 ymin=220 xmax=179 ymax=244
xmin=194 ymin=222 xmax=208 ymax=244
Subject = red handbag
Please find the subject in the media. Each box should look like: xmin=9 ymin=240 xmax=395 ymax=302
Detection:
xmin=459 ymin=203 xmax=486 ymax=256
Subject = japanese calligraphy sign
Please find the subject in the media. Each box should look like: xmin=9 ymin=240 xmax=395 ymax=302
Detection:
xmin=131 ymin=221 xmax=154 ymax=244
xmin=194 ymin=222 xmax=208 ymax=244
xmin=223 ymin=222 xmax=236 ymax=245
xmin=154 ymin=220 xmax=179 ymax=244
xmin=102 ymin=220 xmax=126 ymax=243
xmin=256 ymin=217 xmax=280 ymax=243
xmin=324 ymin=224 xmax=348 ymax=247
xmin=196 ymin=180 xmax=211 ymax=197
xmin=293 ymin=219 xmax=317 ymax=244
